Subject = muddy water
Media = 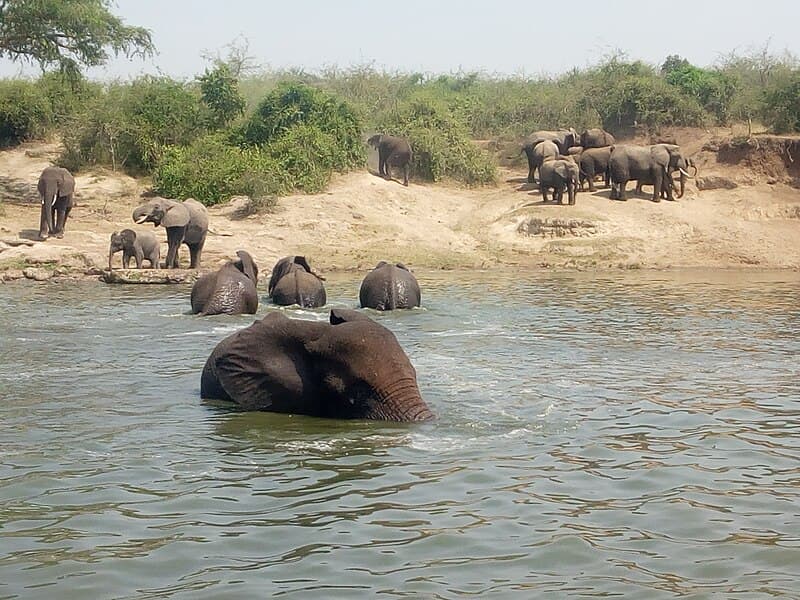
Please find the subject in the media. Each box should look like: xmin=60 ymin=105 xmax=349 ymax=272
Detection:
xmin=1 ymin=270 xmax=799 ymax=599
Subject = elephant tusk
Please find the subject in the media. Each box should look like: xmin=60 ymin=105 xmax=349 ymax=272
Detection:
xmin=678 ymin=168 xmax=694 ymax=179
xmin=135 ymin=216 xmax=148 ymax=224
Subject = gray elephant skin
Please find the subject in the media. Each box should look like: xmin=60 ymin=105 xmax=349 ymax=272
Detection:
xmin=108 ymin=229 xmax=160 ymax=269
xmin=539 ymin=158 xmax=579 ymax=205
xmin=527 ymin=129 xmax=579 ymax=154
xmin=578 ymin=147 xmax=612 ymax=192
xmin=609 ymin=144 xmax=695 ymax=202
xmin=368 ymin=134 xmax=412 ymax=186
xmin=522 ymin=140 xmax=560 ymax=184
xmin=200 ymin=308 xmax=434 ymax=421
xmin=268 ymin=256 xmax=326 ymax=308
xmin=132 ymin=198 xmax=209 ymax=268
xmin=360 ymin=261 xmax=421 ymax=311
xmin=191 ymin=250 xmax=259 ymax=316
xmin=580 ymin=128 xmax=616 ymax=149
xmin=37 ymin=166 xmax=75 ymax=240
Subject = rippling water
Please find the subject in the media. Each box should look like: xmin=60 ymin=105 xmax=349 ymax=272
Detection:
xmin=1 ymin=270 xmax=799 ymax=598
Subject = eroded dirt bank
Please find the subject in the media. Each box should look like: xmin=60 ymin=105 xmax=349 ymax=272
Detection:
xmin=2 ymin=130 xmax=799 ymax=283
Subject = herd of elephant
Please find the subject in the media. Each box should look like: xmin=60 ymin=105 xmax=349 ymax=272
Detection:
xmin=521 ymin=128 xmax=698 ymax=204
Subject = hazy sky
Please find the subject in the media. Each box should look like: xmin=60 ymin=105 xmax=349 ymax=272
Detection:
xmin=1 ymin=0 xmax=797 ymax=79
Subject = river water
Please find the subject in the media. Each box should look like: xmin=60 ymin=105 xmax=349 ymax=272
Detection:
xmin=1 ymin=270 xmax=798 ymax=599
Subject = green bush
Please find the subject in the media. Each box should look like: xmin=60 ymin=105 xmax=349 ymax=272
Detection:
xmin=198 ymin=64 xmax=246 ymax=129
xmin=376 ymin=92 xmax=496 ymax=185
xmin=0 ymin=80 xmax=53 ymax=146
xmin=763 ymin=73 xmax=800 ymax=133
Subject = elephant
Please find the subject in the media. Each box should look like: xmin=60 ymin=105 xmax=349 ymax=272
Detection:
xmin=527 ymin=128 xmax=579 ymax=155
xmin=608 ymin=144 xmax=696 ymax=202
xmin=132 ymin=197 xmax=209 ymax=268
xmin=580 ymin=128 xmax=616 ymax=149
xmin=522 ymin=140 xmax=560 ymax=184
xmin=37 ymin=166 xmax=75 ymax=240
xmin=268 ymin=255 xmax=326 ymax=308
xmin=200 ymin=308 xmax=434 ymax=421
xmin=367 ymin=134 xmax=412 ymax=186
xmin=190 ymin=250 xmax=259 ymax=316
xmin=360 ymin=261 xmax=421 ymax=311
xmin=578 ymin=147 xmax=612 ymax=192
xmin=108 ymin=229 xmax=160 ymax=270
xmin=539 ymin=158 xmax=579 ymax=205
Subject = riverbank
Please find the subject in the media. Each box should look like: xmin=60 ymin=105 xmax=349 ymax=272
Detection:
xmin=2 ymin=130 xmax=799 ymax=283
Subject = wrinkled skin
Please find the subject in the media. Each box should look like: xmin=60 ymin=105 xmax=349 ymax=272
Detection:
xmin=268 ymin=256 xmax=326 ymax=308
xmin=539 ymin=158 xmax=579 ymax=205
xmin=578 ymin=147 xmax=612 ymax=192
xmin=108 ymin=229 xmax=160 ymax=269
xmin=368 ymin=134 xmax=412 ymax=186
xmin=527 ymin=128 xmax=579 ymax=155
xmin=359 ymin=261 xmax=421 ymax=310
xmin=132 ymin=198 xmax=209 ymax=268
xmin=37 ymin=166 xmax=75 ymax=240
xmin=580 ymin=128 xmax=616 ymax=149
xmin=609 ymin=144 xmax=695 ymax=202
xmin=191 ymin=250 xmax=259 ymax=316
xmin=522 ymin=140 xmax=560 ymax=184
xmin=200 ymin=308 xmax=434 ymax=421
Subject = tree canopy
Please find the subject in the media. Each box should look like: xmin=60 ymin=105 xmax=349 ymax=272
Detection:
xmin=0 ymin=0 xmax=153 ymax=77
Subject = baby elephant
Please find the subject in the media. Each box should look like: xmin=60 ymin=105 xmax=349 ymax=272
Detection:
xmin=368 ymin=134 xmax=412 ymax=186
xmin=268 ymin=256 xmax=327 ymax=308
xmin=108 ymin=229 xmax=160 ymax=270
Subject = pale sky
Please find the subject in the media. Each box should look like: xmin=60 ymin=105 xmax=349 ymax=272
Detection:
xmin=1 ymin=0 xmax=798 ymax=79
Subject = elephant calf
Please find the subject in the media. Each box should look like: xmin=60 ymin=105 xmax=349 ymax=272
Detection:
xmin=368 ymin=134 xmax=412 ymax=186
xmin=539 ymin=158 xmax=579 ymax=205
xmin=360 ymin=262 xmax=421 ymax=310
xmin=268 ymin=256 xmax=326 ymax=308
xmin=108 ymin=229 xmax=160 ymax=269
xmin=191 ymin=250 xmax=259 ymax=316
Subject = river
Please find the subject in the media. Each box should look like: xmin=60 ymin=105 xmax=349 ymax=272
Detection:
xmin=1 ymin=270 xmax=798 ymax=598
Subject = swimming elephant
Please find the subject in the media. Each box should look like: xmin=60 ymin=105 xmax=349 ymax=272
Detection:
xmin=108 ymin=229 xmax=160 ymax=269
xmin=539 ymin=158 xmax=579 ymax=205
xmin=578 ymin=147 xmax=612 ymax=192
xmin=200 ymin=308 xmax=434 ymax=421
xmin=132 ymin=198 xmax=209 ymax=268
xmin=368 ymin=134 xmax=412 ymax=186
xmin=268 ymin=256 xmax=326 ymax=308
xmin=359 ymin=261 xmax=421 ymax=310
xmin=609 ymin=144 xmax=696 ymax=202
xmin=580 ymin=128 xmax=616 ymax=149
xmin=37 ymin=166 xmax=75 ymax=240
xmin=522 ymin=140 xmax=560 ymax=184
xmin=190 ymin=250 xmax=259 ymax=316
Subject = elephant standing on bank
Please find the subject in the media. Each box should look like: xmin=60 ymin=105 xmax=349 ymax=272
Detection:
xmin=580 ymin=128 xmax=616 ymax=149
xmin=268 ymin=256 xmax=326 ymax=308
xmin=360 ymin=261 xmax=421 ymax=310
xmin=528 ymin=128 xmax=579 ymax=155
xmin=539 ymin=158 xmax=579 ymax=205
xmin=522 ymin=140 xmax=560 ymax=184
xmin=132 ymin=198 xmax=209 ymax=268
xmin=201 ymin=308 xmax=434 ymax=421
xmin=191 ymin=250 xmax=259 ymax=316
xmin=368 ymin=134 xmax=412 ymax=186
xmin=108 ymin=229 xmax=160 ymax=269
xmin=578 ymin=147 xmax=612 ymax=192
xmin=609 ymin=144 xmax=696 ymax=202
xmin=37 ymin=166 xmax=75 ymax=240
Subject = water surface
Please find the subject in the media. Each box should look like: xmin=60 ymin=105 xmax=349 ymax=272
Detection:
xmin=1 ymin=270 xmax=799 ymax=598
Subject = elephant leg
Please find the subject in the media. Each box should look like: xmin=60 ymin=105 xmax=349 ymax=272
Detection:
xmin=618 ymin=180 xmax=628 ymax=201
xmin=38 ymin=204 xmax=49 ymax=240
xmin=123 ymin=251 xmax=131 ymax=269
xmin=378 ymin=150 xmax=387 ymax=177
xmin=587 ymin=169 xmax=596 ymax=192
xmin=652 ymin=172 xmax=662 ymax=203
xmin=402 ymin=163 xmax=409 ymax=187
xmin=540 ymin=183 xmax=548 ymax=203
xmin=165 ymin=228 xmax=184 ymax=268
xmin=53 ymin=205 xmax=69 ymax=238
xmin=188 ymin=237 xmax=205 ymax=269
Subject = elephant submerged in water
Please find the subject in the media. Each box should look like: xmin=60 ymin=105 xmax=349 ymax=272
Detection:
xmin=201 ymin=308 xmax=434 ymax=421
xmin=37 ymin=166 xmax=75 ymax=240
xmin=132 ymin=198 xmax=209 ymax=268
xmin=191 ymin=250 xmax=259 ymax=316
xmin=268 ymin=256 xmax=326 ymax=308
xmin=360 ymin=262 xmax=421 ymax=310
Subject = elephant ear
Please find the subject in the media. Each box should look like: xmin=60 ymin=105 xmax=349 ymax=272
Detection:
xmin=235 ymin=250 xmax=258 ymax=283
xmin=374 ymin=260 xmax=389 ymax=270
xmin=330 ymin=308 xmax=373 ymax=325
xmin=395 ymin=262 xmax=409 ymax=271
xmin=161 ymin=202 xmax=190 ymax=228
xmin=59 ymin=169 xmax=76 ymax=195
xmin=121 ymin=229 xmax=137 ymax=246
xmin=293 ymin=256 xmax=313 ymax=274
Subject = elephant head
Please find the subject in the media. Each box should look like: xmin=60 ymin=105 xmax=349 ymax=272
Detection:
xmin=200 ymin=308 xmax=434 ymax=421
xmin=108 ymin=229 xmax=136 ymax=269
xmin=367 ymin=134 xmax=383 ymax=149
xmin=268 ymin=255 xmax=317 ymax=296
xmin=132 ymin=197 xmax=190 ymax=229
xmin=651 ymin=144 xmax=695 ymax=199
xmin=234 ymin=250 xmax=258 ymax=283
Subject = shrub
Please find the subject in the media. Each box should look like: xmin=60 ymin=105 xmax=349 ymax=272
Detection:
xmin=0 ymin=80 xmax=53 ymax=146
xmin=198 ymin=63 xmax=246 ymax=129
xmin=763 ymin=73 xmax=800 ymax=133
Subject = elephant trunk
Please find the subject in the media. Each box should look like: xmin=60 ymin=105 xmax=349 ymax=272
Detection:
xmin=41 ymin=182 xmax=58 ymax=234
xmin=108 ymin=248 xmax=114 ymax=270
xmin=677 ymin=171 xmax=686 ymax=198
xmin=373 ymin=378 xmax=434 ymax=422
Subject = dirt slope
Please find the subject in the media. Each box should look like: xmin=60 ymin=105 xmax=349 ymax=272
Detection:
xmin=1 ymin=131 xmax=799 ymax=281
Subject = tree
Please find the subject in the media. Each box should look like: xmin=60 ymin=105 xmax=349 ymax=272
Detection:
xmin=198 ymin=63 xmax=246 ymax=129
xmin=0 ymin=0 xmax=153 ymax=78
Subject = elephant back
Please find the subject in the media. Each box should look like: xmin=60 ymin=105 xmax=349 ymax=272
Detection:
xmin=360 ymin=263 xmax=421 ymax=310
xmin=182 ymin=199 xmax=209 ymax=244
xmin=272 ymin=270 xmax=327 ymax=308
